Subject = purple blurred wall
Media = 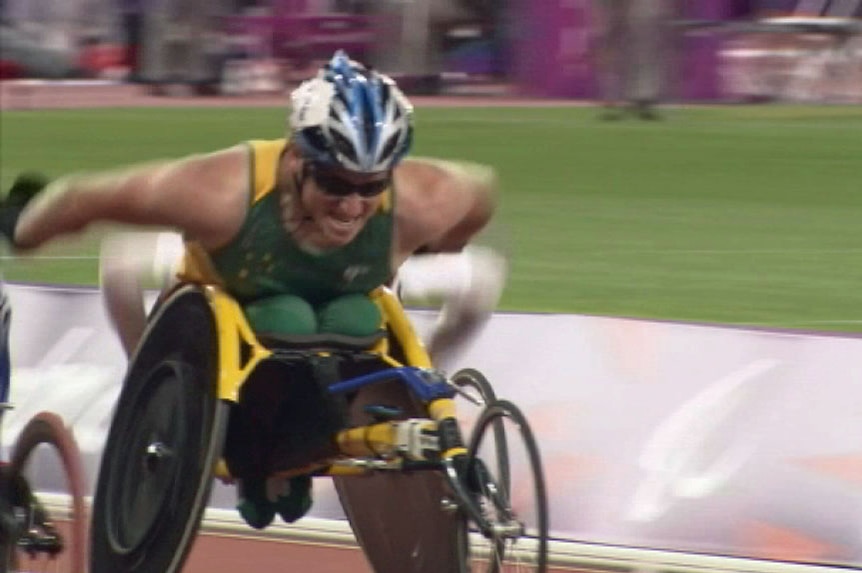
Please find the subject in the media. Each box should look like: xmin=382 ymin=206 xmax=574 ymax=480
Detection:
xmin=680 ymin=1 xmax=738 ymax=101
xmin=512 ymin=0 xmax=739 ymax=101
xmin=513 ymin=0 xmax=597 ymax=99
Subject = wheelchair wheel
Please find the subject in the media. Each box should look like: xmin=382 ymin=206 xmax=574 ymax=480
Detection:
xmin=4 ymin=411 xmax=87 ymax=573
xmin=90 ymin=286 xmax=228 ymax=573
xmin=451 ymin=368 xmax=498 ymax=407
xmin=451 ymin=368 xmax=508 ymax=486
xmin=457 ymin=400 xmax=548 ymax=573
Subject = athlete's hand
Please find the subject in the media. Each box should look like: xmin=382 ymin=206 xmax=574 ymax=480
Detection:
xmin=424 ymin=246 xmax=508 ymax=371
xmin=0 ymin=172 xmax=49 ymax=246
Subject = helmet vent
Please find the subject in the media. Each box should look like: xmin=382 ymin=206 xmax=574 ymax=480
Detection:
xmin=379 ymin=133 xmax=399 ymax=164
xmin=303 ymin=127 xmax=329 ymax=156
xmin=331 ymin=129 xmax=359 ymax=164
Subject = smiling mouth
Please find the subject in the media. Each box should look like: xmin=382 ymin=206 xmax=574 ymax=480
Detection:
xmin=325 ymin=215 xmax=361 ymax=234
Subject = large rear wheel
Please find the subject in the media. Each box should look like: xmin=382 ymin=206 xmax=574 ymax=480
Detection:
xmin=89 ymin=286 xmax=227 ymax=573
xmin=4 ymin=411 xmax=87 ymax=573
xmin=458 ymin=400 xmax=548 ymax=573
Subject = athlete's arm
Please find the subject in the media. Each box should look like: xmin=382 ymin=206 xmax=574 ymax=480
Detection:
xmin=100 ymin=231 xmax=184 ymax=357
xmin=392 ymin=158 xmax=506 ymax=370
xmin=14 ymin=146 xmax=250 ymax=251
xmin=393 ymin=157 xmax=497 ymax=258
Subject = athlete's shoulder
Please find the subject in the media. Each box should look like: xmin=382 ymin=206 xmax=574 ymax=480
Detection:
xmin=392 ymin=156 xmax=497 ymax=255
xmin=395 ymin=157 xmax=496 ymax=207
xmin=400 ymin=156 xmax=495 ymax=180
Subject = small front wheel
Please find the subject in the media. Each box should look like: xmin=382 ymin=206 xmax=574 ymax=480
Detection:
xmin=4 ymin=411 xmax=88 ymax=573
xmin=451 ymin=368 xmax=498 ymax=407
xmin=458 ymin=400 xmax=548 ymax=573
xmin=451 ymin=369 xmax=509 ymax=492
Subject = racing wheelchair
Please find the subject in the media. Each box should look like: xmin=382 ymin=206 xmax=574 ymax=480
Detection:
xmin=0 ymin=291 xmax=88 ymax=572
xmin=89 ymin=283 xmax=548 ymax=573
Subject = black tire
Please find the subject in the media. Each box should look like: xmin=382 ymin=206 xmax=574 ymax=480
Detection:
xmin=451 ymin=369 xmax=508 ymax=486
xmin=458 ymin=400 xmax=548 ymax=573
xmin=90 ymin=286 xmax=228 ymax=573
xmin=451 ymin=368 xmax=498 ymax=407
xmin=4 ymin=411 xmax=88 ymax=573
xmin=451 ymin=369 xmax=504 ymax=573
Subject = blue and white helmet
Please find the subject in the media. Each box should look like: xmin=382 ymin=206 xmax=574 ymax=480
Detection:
xmin=290 ymin=51 xmax=414 ymax=173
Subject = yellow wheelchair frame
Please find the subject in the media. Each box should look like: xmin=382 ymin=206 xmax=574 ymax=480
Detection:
xmin=208 ymin=284 xmax=465 ymax=480
xmin=88 ymin=283 xmax=548 ymax=573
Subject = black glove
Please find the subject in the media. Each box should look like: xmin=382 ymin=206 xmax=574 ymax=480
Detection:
xmin=0 ymin=172 xmax=50 ymax=245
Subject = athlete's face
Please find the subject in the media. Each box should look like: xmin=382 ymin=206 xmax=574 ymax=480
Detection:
xmin=298 ymin=162 xmax=390 ymax=248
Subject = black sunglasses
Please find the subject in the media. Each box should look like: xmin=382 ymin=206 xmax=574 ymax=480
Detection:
xmin=306 ymin=164 xmax=390 ymax=198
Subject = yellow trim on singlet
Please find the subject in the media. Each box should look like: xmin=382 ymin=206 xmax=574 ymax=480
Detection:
xmin=248 ymin=139 xmax=288 ymax=205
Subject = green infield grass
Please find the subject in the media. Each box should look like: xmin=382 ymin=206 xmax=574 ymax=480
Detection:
xmin=1 ymin=104 xmax=861 ymax=332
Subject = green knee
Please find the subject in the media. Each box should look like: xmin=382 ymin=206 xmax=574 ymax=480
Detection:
xmin=317 ymin=294 xmax=382 ymax=337
xmin=243 ymin=294 xmax=317 ymax=336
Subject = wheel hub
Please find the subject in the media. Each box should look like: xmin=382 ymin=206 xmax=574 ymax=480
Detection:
xmin=144 ymin=441 xmax=174 ymax=473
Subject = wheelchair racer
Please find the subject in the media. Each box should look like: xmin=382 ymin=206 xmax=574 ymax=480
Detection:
xmin=0 ymin=51 xmax=507 ymax=540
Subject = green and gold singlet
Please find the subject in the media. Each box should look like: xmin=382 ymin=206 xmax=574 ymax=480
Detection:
xmin=179 ymin=139 xmax=393 ymax=336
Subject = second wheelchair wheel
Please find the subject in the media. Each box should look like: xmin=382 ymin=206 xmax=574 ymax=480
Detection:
xmin=3 ymin=411 xmax=88 ymax=573
xmin=451 ymin=368 xmax=498 ymax=407
xmin=458 ymin=400 xmax=548 ymax=573
xmin=90 ymin=286 xmax=228 ymax=573
xmin=451 ymin=369 xmax=509 ymax=491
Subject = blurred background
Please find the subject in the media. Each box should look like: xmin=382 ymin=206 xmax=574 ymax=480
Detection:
xmin=0 ymin=0 xmax=859 ymax=103
xmin=4 ymin=3 xmax=862 ymax=569
xmin=1 ymin=0 xmax=862 ymax=332
xmin=3 ymin=5 xmax=862 ymax=566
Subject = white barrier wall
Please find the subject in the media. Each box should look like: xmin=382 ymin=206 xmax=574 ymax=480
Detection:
xmin=5 ymin=283 xmax=862 ymax=569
